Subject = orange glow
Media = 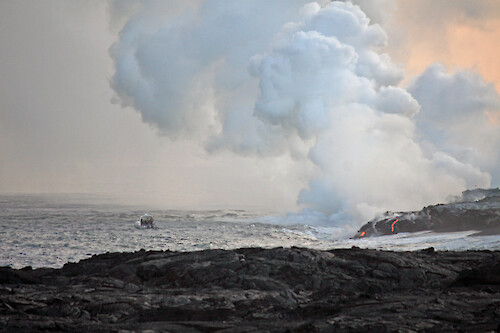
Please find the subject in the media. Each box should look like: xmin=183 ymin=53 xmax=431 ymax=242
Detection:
xmin=391 ymin=219 xmax=399 ymax=233
xmin=360 ymin=231 xmax=365 ymax=237
xmin=447 ymin=21 xmax=500 ymax=93
xmin=486 ymin=111 xmax=500 ymax=126
xmin=388 ymin=8 xmax=500 ymax=94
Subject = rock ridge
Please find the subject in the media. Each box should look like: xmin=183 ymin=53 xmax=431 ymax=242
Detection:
xmin=355 ymin=188 xmax=500 ymax=238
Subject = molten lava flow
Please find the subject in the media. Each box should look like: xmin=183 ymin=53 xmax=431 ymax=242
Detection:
xmin=391 ymin=219 xmax=399 ymax=233
xmin=360 ymin=231 xmax=365 ymax=237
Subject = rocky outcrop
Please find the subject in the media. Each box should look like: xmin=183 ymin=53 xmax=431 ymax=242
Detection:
xmin=355 ymin=188 xmax=500 ymax=238
xmin=1 ymin=247 xmax=499 ymax=332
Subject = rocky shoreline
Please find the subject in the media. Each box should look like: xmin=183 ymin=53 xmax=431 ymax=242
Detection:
xmin=1 ymin=247 xmax=499 ymax=332
xmin=355 ymin=188 xmax=500 ymax=238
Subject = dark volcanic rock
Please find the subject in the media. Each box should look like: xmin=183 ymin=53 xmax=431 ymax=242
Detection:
xmin=354 ymin=188 xmax=500 ymax=238
xmin=1 ymin=247 xmax=499 ymax=332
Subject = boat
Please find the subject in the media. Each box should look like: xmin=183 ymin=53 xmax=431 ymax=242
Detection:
xmin=135 ymin=214 xmax=156 ymax=229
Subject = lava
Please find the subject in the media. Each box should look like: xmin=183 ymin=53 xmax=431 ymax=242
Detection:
xmin=360 ymin=231 xmax=366 ymax=237
xmin=391 ymin=219 xmax=399 ymax=233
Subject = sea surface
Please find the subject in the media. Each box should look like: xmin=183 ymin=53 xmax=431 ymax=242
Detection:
xmin=1 ymin=194 xmax=499 ymax=268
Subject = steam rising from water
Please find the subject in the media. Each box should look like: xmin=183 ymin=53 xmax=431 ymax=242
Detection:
xmin=110 ymin=1 xmax=499 ymax=227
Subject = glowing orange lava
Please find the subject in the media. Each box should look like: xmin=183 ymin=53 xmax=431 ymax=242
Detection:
xmin=360 ymin=231 xmax=365 ymax=237
xmin=391 ymin=219 xmax=399 ymax=233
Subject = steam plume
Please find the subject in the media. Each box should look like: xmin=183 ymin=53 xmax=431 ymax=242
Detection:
xmin=110 ymin=1 xmax=498 ymax=227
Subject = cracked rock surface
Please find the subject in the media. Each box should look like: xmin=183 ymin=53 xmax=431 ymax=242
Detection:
xmin=1 ymin=247 xmax=499 ymax=332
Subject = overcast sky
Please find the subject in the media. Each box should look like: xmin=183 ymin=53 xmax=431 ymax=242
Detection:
xmin=1 ymin=0 xmax=499 ymax=215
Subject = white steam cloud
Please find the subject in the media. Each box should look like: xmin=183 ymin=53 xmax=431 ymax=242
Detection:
xmin=110 ymin=1 xmax=499 ymax=227
xmin=409 ymin=64 xmax=500 ymax=182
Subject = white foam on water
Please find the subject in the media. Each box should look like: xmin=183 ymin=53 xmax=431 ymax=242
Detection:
xmin=1 ymin=194 xmax=499 ymax=269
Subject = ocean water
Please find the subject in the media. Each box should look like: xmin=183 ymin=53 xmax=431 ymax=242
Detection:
xmin=1 ymin=194 xmax=499 ymax=269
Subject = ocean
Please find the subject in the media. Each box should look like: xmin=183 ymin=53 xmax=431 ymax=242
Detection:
xmin=1 ymin=194 xmax=499 ymax=269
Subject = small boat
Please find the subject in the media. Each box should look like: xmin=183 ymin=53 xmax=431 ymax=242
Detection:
xmin=135 ymin=214 xmax=156 ymax=229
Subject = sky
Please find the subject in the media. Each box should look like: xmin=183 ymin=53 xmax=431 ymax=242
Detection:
xmin=0 ymin=1 xmax=499 ymax=223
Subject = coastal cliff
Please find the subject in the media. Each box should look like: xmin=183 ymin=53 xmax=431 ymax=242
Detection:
xmin=355 ymin=188 xmax=500 ymax=238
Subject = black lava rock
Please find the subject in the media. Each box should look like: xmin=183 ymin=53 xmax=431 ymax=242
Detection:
xmin=354 ymin=188 xmax=500 ymax=238
xmin=1 ymin=247 xmax=499 ymax=332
